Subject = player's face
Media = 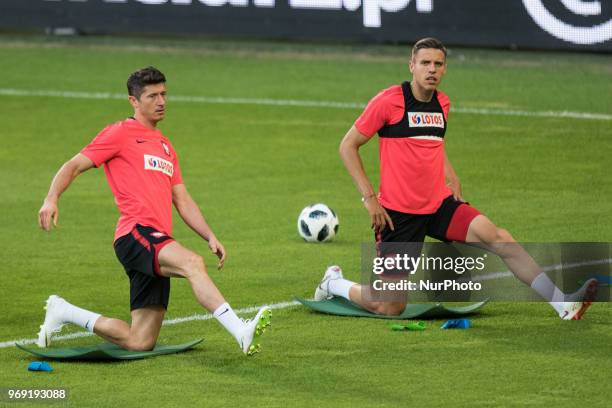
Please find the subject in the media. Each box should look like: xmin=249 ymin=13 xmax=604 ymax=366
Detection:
xmin=409 ymin=49 xmax=446 ymax=91
xmin=131 ymin=83 xmax=167 ymax=123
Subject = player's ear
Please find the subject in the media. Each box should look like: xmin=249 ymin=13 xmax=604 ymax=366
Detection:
xmin=128 ymin=95 xmax=139 ymax=109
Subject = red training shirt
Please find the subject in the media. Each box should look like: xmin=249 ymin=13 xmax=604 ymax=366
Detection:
xmin=81 ymin=118 xmax=183 ymax=241
xmin=355 ymin=84 xmax=452 ymax=214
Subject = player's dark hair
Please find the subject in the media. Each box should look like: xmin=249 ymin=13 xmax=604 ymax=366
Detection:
xmin=127 ymin=66 xmax=166 ymax=99
xmin=411 ymin=38 xmax=447 ymax=60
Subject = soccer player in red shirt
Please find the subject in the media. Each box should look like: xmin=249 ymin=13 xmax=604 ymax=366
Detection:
xmin=314 ymin=38 xmax=597 ymax=320
xmin=37 ymin=67 xmax=271 ymax=355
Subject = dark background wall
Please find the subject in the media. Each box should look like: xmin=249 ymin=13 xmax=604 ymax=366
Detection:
xmin=1 ymin=0 xmax=611 ymax=51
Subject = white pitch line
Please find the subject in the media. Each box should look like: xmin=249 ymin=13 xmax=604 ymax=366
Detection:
xmin=1 ymin=88 xmax=610 ymax=121
xmin=0 ymin=300 xmax=300 ymax=349
xmin=452 ymin=107 xmax=612 ymax=121
xmin=471 ymin=258 xmax=612 ymax=282
xmin=2 ymin=257 xmax=609 ymax=349
xmin=161 ymin=300 xmax=299 ymax=325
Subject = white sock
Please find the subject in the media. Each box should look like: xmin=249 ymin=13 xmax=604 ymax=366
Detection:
xmin=213 ymin=303 xmax=244 ymax=342
xmin=62 ymin=300 xmax=101 ymax=333
xmin=328 ymin=278 xmax=356 ymax=301
xmin=530 ymin=272 xmax=566 ymax=314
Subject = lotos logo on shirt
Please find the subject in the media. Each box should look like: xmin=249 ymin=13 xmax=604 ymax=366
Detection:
xmin=408 ymin=112 xmax=444 ymax=128
xmin=144 ymin=154 xmax=174 ymax=177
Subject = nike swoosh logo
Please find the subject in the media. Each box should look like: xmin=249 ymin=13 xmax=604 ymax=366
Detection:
xmin=218 ymin=308 xmax=229 ymax=317
xmin=85 ymin=321 xmax=90 ymax=329
xmin=136 ymin=140 xmax=146 ymax=143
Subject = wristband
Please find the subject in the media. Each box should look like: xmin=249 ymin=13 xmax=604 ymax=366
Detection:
xmin=361 ymin=194 xmax=376 ymax=203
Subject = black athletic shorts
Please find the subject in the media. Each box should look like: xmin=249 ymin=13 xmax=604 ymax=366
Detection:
xmin=113 ymin=224 xmax=174 ymax=311
xmin=374 ymin=196 xmax=480 ymax=277
xmin=377 ymin=195 xmax=481 ymax=244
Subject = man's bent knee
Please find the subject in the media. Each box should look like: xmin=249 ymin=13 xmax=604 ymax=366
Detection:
xmin=125 ymin=338 xmax=156 ymax=352
xmin=158 ymin=242 xmax=209 ymax=279
xmin=372 ymin=302 xmax=406 ymax=316
xmin=495 ymin=228 xmax=514 ymax=243
xmin=477 ymin=225 xmax=498 ymax=244
xmin=186 ymin=254 xmax=205 ymax=271
xmin=475 ymin=224 xmax=514 ymax=245
xmin=181 ymin=254 xmax=207 ymax=279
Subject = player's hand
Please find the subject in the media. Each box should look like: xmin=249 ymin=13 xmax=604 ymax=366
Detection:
xmin=447 ymin=179 xmax=464 ymax=202
xmin=38 ymin=199 xmax=59 ymax=231
xmin=363 ymin=197 xmax=394 ymax=234
xmin=208 ymin=236 xmax=226 ymax=270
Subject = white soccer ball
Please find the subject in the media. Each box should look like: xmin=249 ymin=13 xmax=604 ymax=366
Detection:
xmin=297 ymin=203 xmax=339 ymax=243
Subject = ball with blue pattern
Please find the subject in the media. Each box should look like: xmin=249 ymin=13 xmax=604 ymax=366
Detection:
xmin=297 ymin=203 xmax=339 ymax=243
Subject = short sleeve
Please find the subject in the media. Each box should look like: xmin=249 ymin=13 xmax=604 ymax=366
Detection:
xmin=81 ymin=124 xmax=125 ymax=167
xmin=354 ymin=89 xmax=392 ymax=138
xmin=171 ymin=156 xmax=183 ymax=186
xmin=437 ymin=91 xmax=451 ymax=121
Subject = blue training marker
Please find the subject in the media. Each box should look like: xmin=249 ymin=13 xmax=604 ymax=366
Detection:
xmin=594 ymin=275 xmax=612 ymax=285
xmin=578 ymin=275 xmax=611 ymax=286
xmin=28 ymin=361 xmax=53 ymax=372
xmin=441 ymin=319 xmax=471 ymax=329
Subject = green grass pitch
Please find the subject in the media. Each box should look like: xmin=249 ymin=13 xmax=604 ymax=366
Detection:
xmin=0 ymin=36 xmax=611 ymax=407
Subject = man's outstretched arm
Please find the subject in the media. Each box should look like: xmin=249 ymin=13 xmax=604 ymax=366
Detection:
xmin=38 ymin=153 xmax=95 ymax=231
xmin=172 ymin=184 xmax=226 ymax=269
xmin=339 ymin=125 xmax=394 ymax=233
